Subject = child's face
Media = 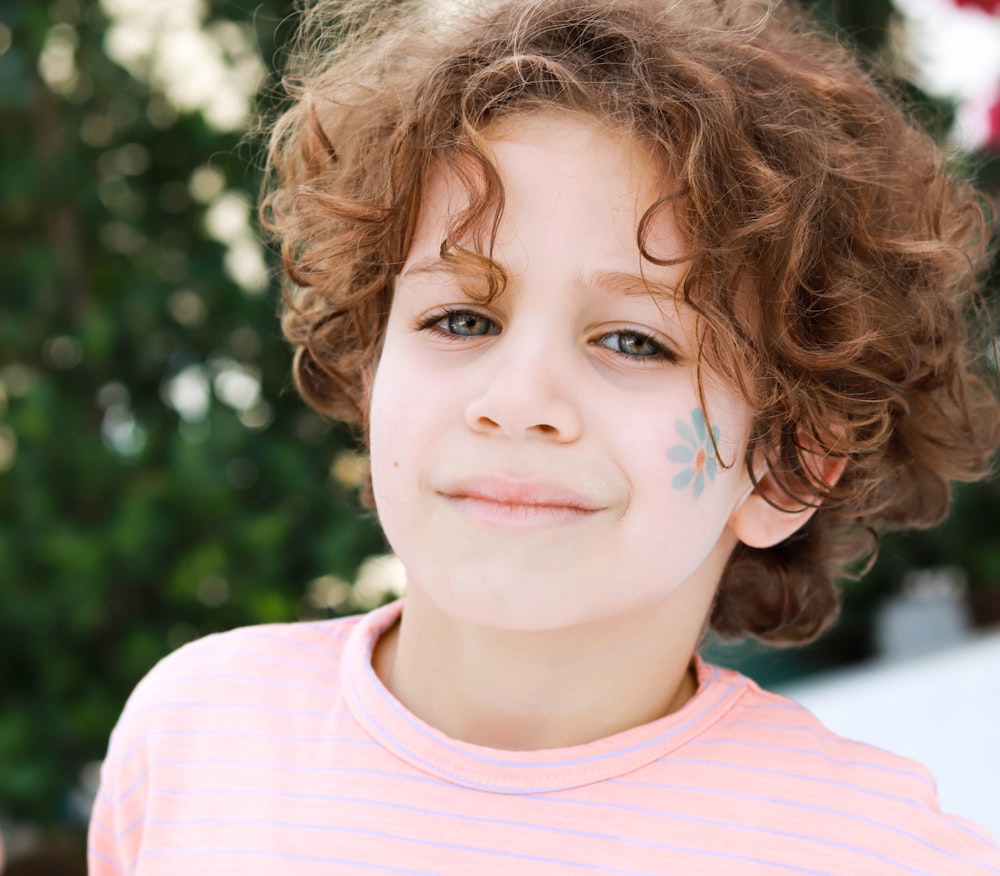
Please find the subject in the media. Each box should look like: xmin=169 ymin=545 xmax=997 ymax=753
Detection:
xmin=369 ymin=112 xmax=757 ymax=633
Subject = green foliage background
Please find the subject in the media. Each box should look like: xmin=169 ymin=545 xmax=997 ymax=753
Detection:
xmin=1 ymin=0 xmax=997 ymax=833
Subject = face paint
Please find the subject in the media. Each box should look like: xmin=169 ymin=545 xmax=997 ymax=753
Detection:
xmin=668 ymin=408 xmax=721 ymax=498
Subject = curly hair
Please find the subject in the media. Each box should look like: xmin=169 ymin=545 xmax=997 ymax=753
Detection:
xmin=261 ymin=0 xmax=1000 ymax=645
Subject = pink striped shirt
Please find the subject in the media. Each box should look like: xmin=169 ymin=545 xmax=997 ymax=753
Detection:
xmin=88 ymin=601 xmax=1000 ymax=875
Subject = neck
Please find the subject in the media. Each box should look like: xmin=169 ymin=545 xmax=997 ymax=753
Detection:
xmin=371 ymin=590 xmax=705 ymax=750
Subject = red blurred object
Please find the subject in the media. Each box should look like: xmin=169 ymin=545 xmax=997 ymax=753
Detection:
xmin=988 ymin=95 xmax=1000 ymax=149
xmin=953 ymin=0 xmax=1000 ymax=13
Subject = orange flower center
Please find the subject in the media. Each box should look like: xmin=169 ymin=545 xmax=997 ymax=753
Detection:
xmin=695 ymin=448 xmax=706 ymax=471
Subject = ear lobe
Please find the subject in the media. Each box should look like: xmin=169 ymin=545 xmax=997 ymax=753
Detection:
xmin=730 ymin=453 xmax=847 ymax=550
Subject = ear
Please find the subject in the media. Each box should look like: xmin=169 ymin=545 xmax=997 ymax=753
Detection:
xmin=730 ymin=450 xmax=847 ymax=550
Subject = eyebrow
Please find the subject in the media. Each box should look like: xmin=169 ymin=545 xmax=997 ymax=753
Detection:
xmin=588 ymin=269 xmax=681 ymax=301
xmin=400 ymin=258 xmax=681 ymax=301
xmin=399 ymin=257 xmax=452 ymax=278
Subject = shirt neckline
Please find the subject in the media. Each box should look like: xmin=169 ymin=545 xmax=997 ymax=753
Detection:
xmin=341 ymin=600 xmax=747 ymax=794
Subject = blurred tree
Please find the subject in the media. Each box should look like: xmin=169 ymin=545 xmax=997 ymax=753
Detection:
xmin=0 ymin=0 xmax=997 ymax=836
xmin=0 ymin=0 xmax=387 ymax=828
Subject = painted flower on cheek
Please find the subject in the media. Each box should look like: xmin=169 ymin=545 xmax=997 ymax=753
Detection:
xmin=667 ymin=408 xmax=720 ymax=498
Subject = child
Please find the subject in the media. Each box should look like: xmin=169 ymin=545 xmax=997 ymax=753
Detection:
xmin=89 ymin=0 xmax=1000 ymax=872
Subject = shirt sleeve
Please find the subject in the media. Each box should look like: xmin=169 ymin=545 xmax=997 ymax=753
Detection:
xmin=87 ymin=671 xmax=157 ymax=876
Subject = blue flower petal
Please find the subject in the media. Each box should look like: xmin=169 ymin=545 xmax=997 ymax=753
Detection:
xmin=691 ymin=408 xmax=707 ymax=442
xmin=667 ymin=445 xmax=695 ymax=463
xmin=672 ymin=469 xmax=695 ymax=490
xmin=711 ymin=425 xmax=721 ymax=445
xmin=692 ymin=470 xmax=705 ymax=498
xmin=675 ymin=419 xmax=697 ymax=448
xmin=704 ymin=456 xmax=717 ymax=480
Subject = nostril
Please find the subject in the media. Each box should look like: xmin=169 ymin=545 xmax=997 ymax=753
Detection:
xmin=465 ymin=383 xmax=581 ymax=441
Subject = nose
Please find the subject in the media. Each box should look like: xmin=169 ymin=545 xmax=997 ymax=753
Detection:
xmin=463 ymin=333 xmax=583 ymax=442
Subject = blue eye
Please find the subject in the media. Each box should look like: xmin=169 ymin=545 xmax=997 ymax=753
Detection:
xmin=444 ymin=311 xmax=497 ymax=336
xmin=598 ymin=330 xmax=668 ymax=360
xmin=419 ymin=309 xmax=500 ymax=338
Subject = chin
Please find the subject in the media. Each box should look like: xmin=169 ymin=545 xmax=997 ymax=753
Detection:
xmin=412 ymin=569 xmax=660 ymax=635
xmin=412 ymin=576 xmax=575 ymax=633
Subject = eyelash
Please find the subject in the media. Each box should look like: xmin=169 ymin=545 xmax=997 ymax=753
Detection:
xmin=417 ymin=307 xmax=677 ymax=363
xmin=595 ymin=330 xmax=675 ymax=362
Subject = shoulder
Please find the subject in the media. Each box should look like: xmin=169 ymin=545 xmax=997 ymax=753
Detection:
xmin=134 ymin=613 xmax=358 ymax=691
xmin=89 ymin=612 xmax=373 ymax=872
xmin=695 ymin=665 xmax=1000 ymax=871
xmin=102 ymin=613 xmax=364 ymax=765
xmin=713 ymin=673 xmax=940 ymax=802
xmin=128 ymin=613 xmax=358 ymax=703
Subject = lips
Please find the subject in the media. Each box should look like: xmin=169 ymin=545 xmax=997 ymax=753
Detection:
xmin=438 ymin=476 xmax=606 ymax=529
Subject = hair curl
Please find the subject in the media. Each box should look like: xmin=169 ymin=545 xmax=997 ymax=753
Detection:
xmin=261 ymin=0 xmax=1000 ymax=645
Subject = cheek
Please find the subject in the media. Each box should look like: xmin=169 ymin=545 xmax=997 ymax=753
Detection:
xmin=368 ymin=354 xmax=411 ymax=505
xmin=652 ymin=404 xmax=751 ymax=514
xmin=367 ymin=341 xmax=441 ymax=519
xmin=368 ymin=319 xmax=416 ymax=435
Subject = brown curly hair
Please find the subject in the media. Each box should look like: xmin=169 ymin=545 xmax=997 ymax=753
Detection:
xmin=261 ymin=0 xmax=1000 ymax=645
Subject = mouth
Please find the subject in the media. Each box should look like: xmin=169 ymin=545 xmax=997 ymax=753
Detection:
xmin=438 ymin=477 xmax=604 ymax=529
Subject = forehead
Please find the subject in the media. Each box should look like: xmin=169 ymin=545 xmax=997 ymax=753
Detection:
xmin=394 ymin=112 xmax=710 ymax=361
xmin=406 ymin=111 xmax=683 ymax=272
